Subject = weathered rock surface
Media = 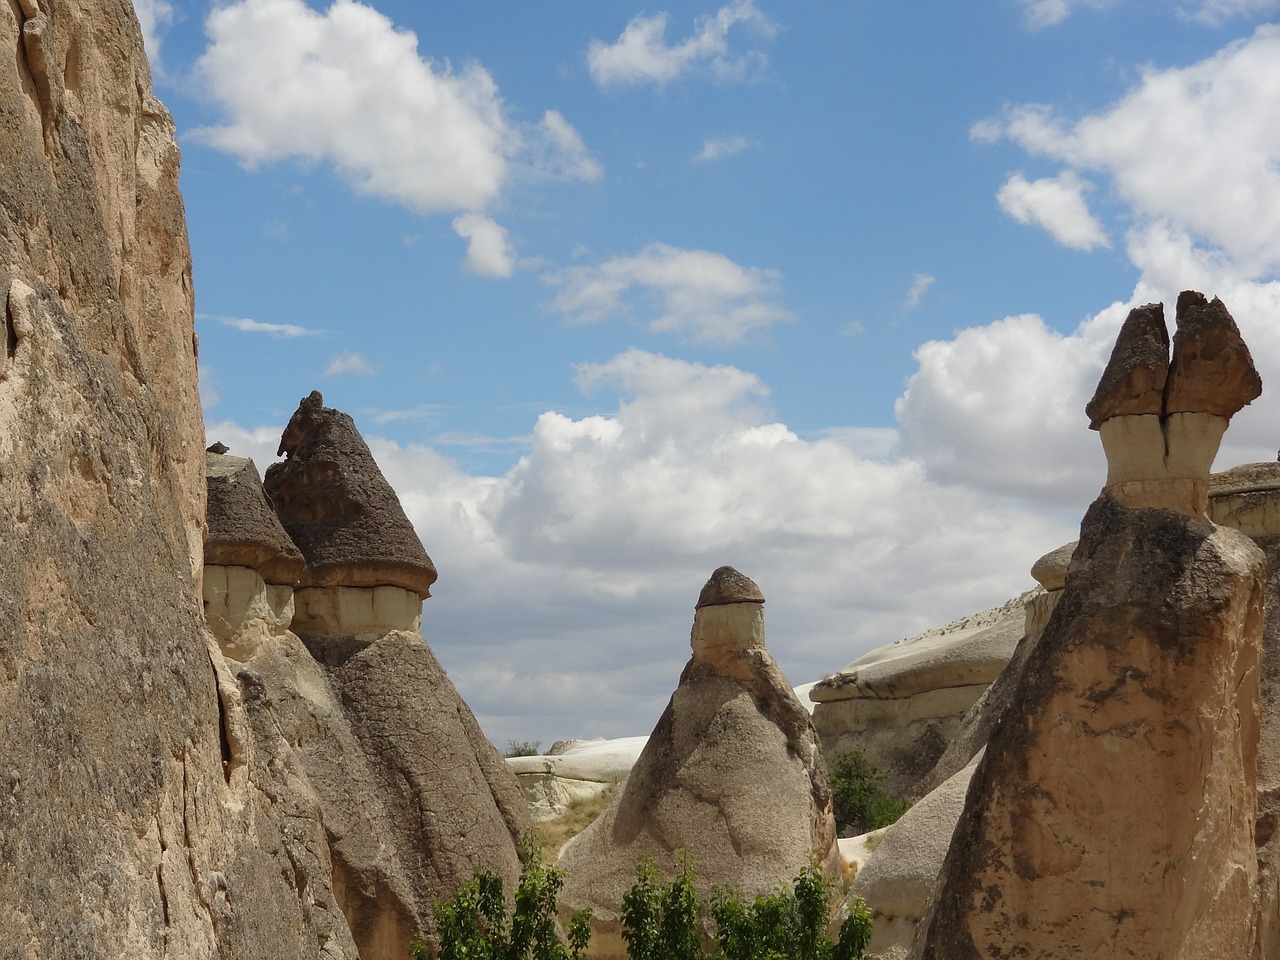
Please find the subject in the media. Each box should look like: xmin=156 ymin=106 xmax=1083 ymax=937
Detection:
xmin=810 ymin=595 xmax=1028 ymax=800
xmin=0 ymin=2 xmax=359 ymax=955
xmin=1091 ymin=293 xmax=1260 ymax=516
xmin=206 ymin=451 xmax=305 ymax=584
xmin=558 ymin=569 xmax=838 ymax=947
xmin=913 ymin=478 xmax=1265 ymax=958
xmin=507 ymin=736 xmax=649 ymax=822
xmin=265 ymin=390 xmax=438 ymax=598
xmin=203 ymin=400 xmax=530 ymax=958
xmin=851 ymin=761 xmax=978 ymax=960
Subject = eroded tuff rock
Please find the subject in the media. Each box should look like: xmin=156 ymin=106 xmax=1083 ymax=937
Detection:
xmin=912 ymin=303 xmax=1267 ymax=960
xmin=1089 ymin=292 xmax=1260 ymax=517
xmin=0 ymin=2 xmax=355 ymax=955
xmin=206 ymin=403 xmax=529 ymax=959
xmin=810 ymin=595 xmax=1028 ymax=801
xmin=265 ymin=390 xmax=438 ymax=598
xmin=206 ymin=451 xmax=305 ymax=584
xmin=558 ymin=568 xmax=838 ymax=953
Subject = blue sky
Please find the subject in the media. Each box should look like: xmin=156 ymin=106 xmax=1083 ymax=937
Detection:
xmin=143 ymin=0 xmax=1280 ymax=748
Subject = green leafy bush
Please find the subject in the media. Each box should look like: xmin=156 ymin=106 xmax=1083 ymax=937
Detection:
xmin=828 ymin=747 xmax=910 ymax=836
xmin=419 ymin=844 xmax=875 ymax=960
xmin=411 ymin=838 xmax=591 ymax=960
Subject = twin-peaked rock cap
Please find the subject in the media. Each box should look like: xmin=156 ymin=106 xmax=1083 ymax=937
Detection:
xmin=205 ymin=451 xmax=305 ymax=585
xmin=264 ymin=391 xmax=438 ymax=598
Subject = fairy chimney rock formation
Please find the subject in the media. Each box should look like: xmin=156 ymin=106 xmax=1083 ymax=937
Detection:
xmin=205 ymin=451 xmax=305 ymax=658
xmin=265 ymin=391 xmax=436 ymax=638
xmin=1087 ymin=292 xmax=1260 ymax=518
xmin=913 ymin=293 xmax=1266 ymax=960
xmin=558 ymin=568 xmax=838 ymax=949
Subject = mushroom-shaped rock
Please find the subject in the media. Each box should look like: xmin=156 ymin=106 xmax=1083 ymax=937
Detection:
xmin=264 ymin=391 xmax=437 ymax=598
xmin=1089 ymin=291 xmax=1261 ymax=518
xmin=205 ymin=452 xmax=305 ymax=584
xmin=1085 ymin=302 xmax=1169 ymax=428
xmin=557 ymin=568 xmax=838 ymax=950
xmin=1166 ymin=292 xmax=1262 ymax=417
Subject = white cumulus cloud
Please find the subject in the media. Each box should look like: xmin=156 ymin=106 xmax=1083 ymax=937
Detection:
xmin=530 ymin=110 xmax=604 ymax=183
xmin=977 ymin=25 xmax=1280 ymax=276
xmin=904 ymin=273 xmax=936 ymax=310
xmin=192 ymin=0 xmax=514 ymax=215
xmin=996 ymin=171 xmax=1110 ymax=251
xmin=587 ymin=1 xmax=775 ymax=88
xmin=453 ymin=214 xmax=517 ymax=278
xmin=545 ymin=243 xmax=794 ymax=344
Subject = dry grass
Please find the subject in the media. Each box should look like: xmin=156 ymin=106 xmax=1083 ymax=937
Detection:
xmin=533 ymin=783 xmax=617 ymax=862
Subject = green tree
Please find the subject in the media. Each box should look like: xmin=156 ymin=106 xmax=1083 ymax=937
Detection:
xmin=828 ymin=747 xmax=910 ymax=836
xmin=711 ymin=861 xmax=873 ymax=960
xmin=620 ymin=854 xmax=710 ymax=960
xmin=411 ymin=838 xmax=591 ymax=960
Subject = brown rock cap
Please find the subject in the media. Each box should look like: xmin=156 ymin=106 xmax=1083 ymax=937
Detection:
xmin=264 ymin=391 xmax=438 ymax=598
xmin=1085 ymin=303 xmax=1169 ymax=429
xmin=696 ymin=565 xmax=765 ymax=608
xmin=1165 ymin=292 xmax=1262 ymax=417
xmin=205 ymin=452 xmax=305 ymax=585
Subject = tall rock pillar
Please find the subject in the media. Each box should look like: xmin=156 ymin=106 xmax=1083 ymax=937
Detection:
xmin=914 ymin=294 xmax=1266 ymax=959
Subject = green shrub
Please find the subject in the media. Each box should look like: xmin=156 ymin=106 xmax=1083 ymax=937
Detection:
xmin=620 ymin=854 xmax=710 ymax=960
xmin=828 ymin=748 xmax=910 ymax=836
xmin=711 ymin=862 xmax=872 ymax=960
xmin=505 ymin=739 xmax=542 ymax=758
xmin=411 ymin=838 xmax=591 ymax=960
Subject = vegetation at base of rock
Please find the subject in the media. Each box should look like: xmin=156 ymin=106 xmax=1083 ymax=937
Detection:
xmin=411 ymin=838 xmax=591 ymax=960
xmin=421 ymin=848 xmax=874 ymax=960
xmin=534 ymin=784 xmax=618 ymax=862
xmin=620 ymin=855 xmax=873 ymax=960
xmin=506 ymin=739 xmax=543 ymax=757
xmin=829 ymin=747 xmax=910 ymax=836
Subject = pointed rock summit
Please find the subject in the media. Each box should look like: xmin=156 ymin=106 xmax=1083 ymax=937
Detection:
xmin=265 ymin=390 xmax=438 ymax=598
xmin=1087 ymin=291 xmax=1261 ymax=517
xmin=205 ymin=452 xmax=304 ymax=585
xmin=558 ymin=567 xmax=838 ymax=948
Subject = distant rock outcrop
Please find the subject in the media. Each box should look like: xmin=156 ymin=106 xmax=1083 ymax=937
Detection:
xmin=206 ymin=401 xmax=530 ymax=958
xmin=508 ymin=736 xmax=649 ymax=822
xmin=558 ymin=567 xmax=838 ymax=951
xmin=913 ymin=294 xmax=1266 ymax=959
xmin=810 ymin=595 xmax=1029 ymax=801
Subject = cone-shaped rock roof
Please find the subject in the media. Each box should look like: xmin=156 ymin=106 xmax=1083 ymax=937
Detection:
xmin=205 ymin=452 xmax=305 ymax=585
xmin=264 ymin=391 xmax=438 ymax=597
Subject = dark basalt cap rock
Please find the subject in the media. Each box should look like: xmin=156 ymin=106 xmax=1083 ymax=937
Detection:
xmin=1164 ymin=292 xmax=1262 ymax=417
xmin=205 ymin=453 xmax=306 ymax=585
xmin=1085 ymin=303 xmax=1170 ymax=429
xmin=695 ymin=565 xmax=765 ymax=608
xmin=264 ymin=391 xmax=438 ymax=598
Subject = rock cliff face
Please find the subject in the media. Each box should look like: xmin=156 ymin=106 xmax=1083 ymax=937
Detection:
xmin=913 ymin=295 xmax=1266 ymax=959
xmin=206 ymin=397 xmax=530 ymax=959
xmin=558 ymin=567 xmax=838 ymax=952
xmin=0 ymin=2 xmax=359 ymax=955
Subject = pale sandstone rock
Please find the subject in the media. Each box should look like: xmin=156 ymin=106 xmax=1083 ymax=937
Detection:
xmin=851 ymin=760 xmax=978 ymax=960
xmin=0 ymin=2 xmax=357 ymax=955
xmin=810 ymin=595 xmax=1027 ymax=799
xmin=507 ymin=736 xmax=649 ymax=822
xmin=292 ymin=585 xmax=423 ymax=639
xmin=1211 ymin=462 xmax=1280 ymax=538
xmin=912 ymin=496 xmax=1265 ymax=960
xmin=558 ymin=569 xmax=837 ymax=946
xmin=203 ymin=563 xmax=295 ymax=660
xmin=1029 ymin=541 xmax=1076 ymax=591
